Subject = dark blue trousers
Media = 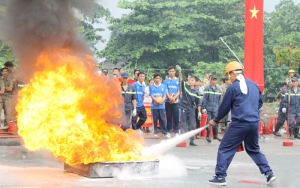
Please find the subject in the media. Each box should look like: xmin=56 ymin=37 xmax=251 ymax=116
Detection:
xmin=165 ymin=102 xmax=180 ymax=133
xmin=131 ymin=106 xmax=147 ymax=130
xmin=152 ymin=109 xmax=168 ymax=135
xmin=215 ymin=121 xmax=273 ymax=178
xmin=274 ymin=110 xmax=287 ymax=132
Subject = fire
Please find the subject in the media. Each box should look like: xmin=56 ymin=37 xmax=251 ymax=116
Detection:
xmin=16 ymin=50 xmax=146 ymax=165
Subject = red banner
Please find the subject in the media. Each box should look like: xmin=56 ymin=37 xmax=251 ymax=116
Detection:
xmin=244 ymin=0 xmax=264 ymax=92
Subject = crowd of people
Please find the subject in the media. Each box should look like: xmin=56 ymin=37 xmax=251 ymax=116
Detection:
xmin=101 ymin=66 xmax=300 ymax=143
xmin=103 ymin=66 xmax=233 ymax=145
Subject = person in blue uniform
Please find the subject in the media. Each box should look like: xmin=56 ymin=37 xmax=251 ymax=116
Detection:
xmin=132 ymin=72 xmax=147 ymax=133
xmin=207 ymin=61 xmax=276 ymax=186
xmin=164 ymin=66 xmax=180 ymax=137
xmin=281 ymin=77 xmax=300 ymax=139
xmin=120 ymin=72 xmax=137 ymax=131
xmin=179 ymin=74 xmax=202 ymax=146
xmin=274 ymin=82 xmax=288 ymax=136
xmin=150 ymin=73 xmax=169 ymax=138
xmin=201 ymin=75 xmax=222 ymax=142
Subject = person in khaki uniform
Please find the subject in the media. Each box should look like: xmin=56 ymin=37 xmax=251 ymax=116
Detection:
xmin=1 ymin=68 xmax=13 ymax=127
xmin=4 ymin=61 xmax=18 ymax=121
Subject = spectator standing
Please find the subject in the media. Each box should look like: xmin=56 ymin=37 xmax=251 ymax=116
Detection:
xmin=282 ymin=77 xmax=300 ymax=139
xmin=119 ymin=67 xmax=125 ymax=76
xmin=102 ymin=69 xmax=108 ymax=76
xmin=202 ymin=75 xmax=222 ymax=142
xmin=132 ymin=72 xmax=147 ymax=133
xmin=144 ymin=80 xmax=154 ymax=103
xmin=120 ymin=72 xmax=137 ymax=131
xmin=274 ymin=82 xmax=288 ymax=136
xmin=133 ymin=68 xmax=140 ymax=81
xmin=112 ymin=68 xmax=120 ymax=77
xmin=194 ymin=77 xmax=202 ymax=132
xmin=164 ymin=66 xmax=180 ymax=136
xmin=203 ymin=73 xmax=210 ymax=85
xmin=150 ymin=73 xmax=169 ymax=138
xmin=1 ymin=68 xmax=13 ymax=127
xmin=179 ymin=74 xmax=202 ymax=146
xmin=285 ymin=69 xmax=300 ymax=85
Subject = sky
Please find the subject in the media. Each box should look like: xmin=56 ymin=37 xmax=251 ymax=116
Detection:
xmin=95 ymin=0 xmax=300 ymax=51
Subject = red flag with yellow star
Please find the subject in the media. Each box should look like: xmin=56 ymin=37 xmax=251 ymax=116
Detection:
xmin=244 ymin=0 xmax=264 ymax=92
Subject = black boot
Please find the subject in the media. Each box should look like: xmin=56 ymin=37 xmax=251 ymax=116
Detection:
xmin=190 ymin=137 xmax=197 ymax=146
xmin=294 ymin=128 xmax=300 ymax=139
xmin=206 ymin=136 xmax=212 ymax=143
xmin=213 ymin=127 xmax=222 ymax=141
xmin=273 ymin=131 xmax=281 ymax=136
xmin=289 ymin=128 xmax=294 ymax=140
xmin=213 ymin=136 xmax=222 ymax=141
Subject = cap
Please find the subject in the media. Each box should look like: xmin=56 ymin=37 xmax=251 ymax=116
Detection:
xmin=222 ymin=77 xmax=228 ymax=81
xmin=121 ymin=72 xmax=129 ymax=78
xmin=291 ymin=77 xmax=298 ymax=82
xmin=102 ymin=69 xmax=108 ymax=75
xmin=211 ymin=75 xmax=218 ymax=80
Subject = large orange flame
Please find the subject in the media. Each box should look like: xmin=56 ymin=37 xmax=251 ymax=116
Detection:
xmin=16 ymin=50 xmax=146 ymax=165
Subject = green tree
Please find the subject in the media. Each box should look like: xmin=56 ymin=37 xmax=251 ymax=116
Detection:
xmin=0 ymin=3 xmax=14 ymax=66
xmin=263 ymin=0 xmax=300 ymax=98
xmin=78 ymin=3 xmax=110 ymax=58
xmin=102 ymin=0 xmax=244 ymax=69
xmin=192 ymin=62 xmax=227 ymax=81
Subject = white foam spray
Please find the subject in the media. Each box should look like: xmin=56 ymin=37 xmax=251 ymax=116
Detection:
xmin=142 ymin=126 xmax=208 ymax=159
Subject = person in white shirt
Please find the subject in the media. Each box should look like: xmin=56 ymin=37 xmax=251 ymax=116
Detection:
xmin=144 ymin=79 xmax=154 ymax=103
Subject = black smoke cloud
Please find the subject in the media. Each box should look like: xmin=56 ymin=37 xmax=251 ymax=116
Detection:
xmin=0 ymin=0 xmax=96 ymax=81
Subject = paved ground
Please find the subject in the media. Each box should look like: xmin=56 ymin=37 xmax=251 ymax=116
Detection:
xmin=0 ymin=133 xmax=299 ymax=188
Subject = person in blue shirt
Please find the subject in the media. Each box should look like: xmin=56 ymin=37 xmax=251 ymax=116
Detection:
xmin=207 ymin=61 xmax=276 ymax=186
xmin=164 ymin=66 xmax=180 ymax=137
xmin=150 ymin=73 xmax=169 ymax=138
xmin=132 ymin=72 xmax=147 ymax=133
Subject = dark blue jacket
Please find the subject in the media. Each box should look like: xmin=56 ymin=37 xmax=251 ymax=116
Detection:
xmin=201 ymin=84 xmax=222 ymax=112
xmin=213 ymin=78 xmax=262 ymax=123
xmin=282 ymin=87 xmax=300 ymax=114
xmin=180 ymin=81 xmax=201 ymax=111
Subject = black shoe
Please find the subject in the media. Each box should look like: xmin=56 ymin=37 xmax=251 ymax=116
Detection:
xmin=294 ymin=135 xmax=300 ymax=139
xmin=290 ymin=135 xmax=294 ymax=140
xmin=190 ymin=142 xmax=197 ymax=146
xmin=214 ymin=136 xmax=222 ymax=141
xmin=274 ymin=132 xmax=281 ymax=137
xmin=266 ymin=173 xmax=276 ymax=185
xmin=206 ymin=137 xmax=212 ymax=143
xmin=208 ymin=176 xmax=227 ymax=186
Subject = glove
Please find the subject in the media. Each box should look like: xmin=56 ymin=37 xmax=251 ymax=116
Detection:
xmin=198 ymin=112 xmax=202 ymax=120
xmin=175 ymin=65 xmax=181 ymax=71
xmin=132 ymin=109 xmax=137 ymax=116
xmin=202 ymin=109 xmax=207 ymax=114
xmin=282 ymin=108 xmax=286 ymax=113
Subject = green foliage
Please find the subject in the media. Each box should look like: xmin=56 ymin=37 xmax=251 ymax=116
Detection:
xmin=101 ymin=0 xmax=244 ymax=70
xmin=79 ymin=4 xmax=111 ymax=58
xmin=192 ymin=62 xmax=227 ymax=80
xmin=264 ymin=0 xmax=300 ymax=97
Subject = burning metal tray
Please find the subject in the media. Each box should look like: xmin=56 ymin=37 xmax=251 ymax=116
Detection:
xmin=64 ymin=160 xmax=159 ymax=178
